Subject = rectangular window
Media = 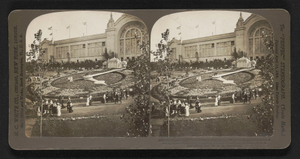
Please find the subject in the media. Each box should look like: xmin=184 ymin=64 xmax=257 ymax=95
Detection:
xmin=88 ymin=42 xmax=102 ymax=56
xmin=71 ymin=44 xmax=85 ymax=57
xmin=102 ymin=42 xmax=106 ymax=46
xmin=55 ymin=46 xmax=68 ymax=59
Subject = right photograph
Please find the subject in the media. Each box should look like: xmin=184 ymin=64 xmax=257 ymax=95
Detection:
xmin=150 ymin=11 xmax=274 ymax=137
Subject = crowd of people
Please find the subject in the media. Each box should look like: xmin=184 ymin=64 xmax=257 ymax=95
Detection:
xmin=151 ymin=86 xmax=262 ymax=118
xmin=36 ymin=96 xmax=74 ymax=117
xmin=152 ymin=96 xmax=203 ymax=118
xmin=231 ymin=87 xmax=261 ymax=104
xmin=102 ymin=88 xmax=133 ymax=104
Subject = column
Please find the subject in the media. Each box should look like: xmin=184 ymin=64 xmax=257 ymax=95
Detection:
xmin=85 ymin=43 xmax=88 ymax=56
xmin=214 ymin=42 xmax=217 ymax=56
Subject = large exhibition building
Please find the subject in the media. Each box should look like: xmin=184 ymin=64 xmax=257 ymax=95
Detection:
xmin=167 ymin=13 xmax=273 ymax=63
xmin=39 ymin=13 xmax=147 ymax=63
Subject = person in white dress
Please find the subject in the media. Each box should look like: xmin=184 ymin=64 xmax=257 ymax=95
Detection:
xmin=86 ymin=96 xmax=90 ymax=107
xmin=215 ymin=96 xmax=218 ymax=107
xmin=165 ymin=105 xmax=169 ymax=117
xmin=57 ymin=102 xmax=61 ymax=117
xmin=232 ymin=93 xmax=235 ymax=103
xmin=185 ymin=102 xmax=190 ymax=117
xmin=103 ymin=93 xmax=107 ymax=104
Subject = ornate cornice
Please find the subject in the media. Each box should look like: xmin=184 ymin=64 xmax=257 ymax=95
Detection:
xmin=53 ymin=33 xmax=107 ymax=45
xmin=182 ymin=32 xmax=235 ymax=45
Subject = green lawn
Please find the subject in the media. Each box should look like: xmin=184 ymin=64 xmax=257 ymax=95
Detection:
xmin=159 ymin=116 xmax=272 ymax=137
xmin=31 ymin=115 xmax=128 ymax=137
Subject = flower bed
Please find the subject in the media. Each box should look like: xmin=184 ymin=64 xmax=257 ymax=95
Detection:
xmin=38 ymin=69 xmax=134 ymax=97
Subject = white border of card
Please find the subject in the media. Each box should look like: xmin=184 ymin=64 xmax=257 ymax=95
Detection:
xmin=8 ymin=9 xmax=290 ymax=149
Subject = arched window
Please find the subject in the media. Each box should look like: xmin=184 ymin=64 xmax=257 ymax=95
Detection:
xmin=249 ymin=27 xmax=271 ymax=56
xmin=120 ymin=28 xmax=142 ymax=57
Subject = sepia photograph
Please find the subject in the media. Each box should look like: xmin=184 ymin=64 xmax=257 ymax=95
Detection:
xmin=8 ymin=9 xmax=290 ymax=149
xmin=24 ymin=11 xmax=150 ymax=137
xmin=150 ymin=11 xmax=275 ymax=137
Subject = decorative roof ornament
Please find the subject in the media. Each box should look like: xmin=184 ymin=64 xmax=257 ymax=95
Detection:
xmin=236 ymin=12 xmax=244 ymax=28
xmin=107 ymin=12 xmax=115 ymax=29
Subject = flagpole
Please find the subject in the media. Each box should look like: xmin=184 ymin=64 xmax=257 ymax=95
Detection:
xmin=215 ymin=23 xmax=216 ymax=35
xmin=198 ymin=25 xmax=200 ymax=37
xmin=52 ymin=28 xmax=54 ymax=43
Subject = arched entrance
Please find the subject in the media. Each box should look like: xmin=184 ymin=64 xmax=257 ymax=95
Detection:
xmin=248 ymin=20 xmax=272 ymax=59
xmin=119 ymin=21 xmax=146 ymax=60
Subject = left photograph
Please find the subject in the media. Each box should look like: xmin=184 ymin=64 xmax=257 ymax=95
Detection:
xmin=25 ymin=11 xmax=151 ymax=137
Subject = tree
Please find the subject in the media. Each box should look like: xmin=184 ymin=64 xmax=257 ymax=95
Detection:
xmin=121 ymin=27 xmax=151 ymax=137
xmin=26 ymin=29 xmax=47 ymax=137
xmin=150 ymin=29 xmax=175 ymax=137
xmin=103 ymin=48 xmax=110 ymax=60
xmin=231 ymin=47 xmax=247 ymax=60
xmin=251 ymin=31 xmax=275 ymax=136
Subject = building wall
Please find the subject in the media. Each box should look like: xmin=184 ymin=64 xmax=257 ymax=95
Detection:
xmin=41 ymin=13 xmax=147 ymax=63
xmin=175 ymin=14 xmax=272 ymax=62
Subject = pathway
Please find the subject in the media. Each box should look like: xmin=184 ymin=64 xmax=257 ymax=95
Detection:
xmin=212 ymin=67 xmax=254 ymax=84
xmin=83 ymin=68 xmax=124 ymax=84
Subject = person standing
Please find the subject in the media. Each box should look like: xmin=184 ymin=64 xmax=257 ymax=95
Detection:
xmin=240 ymin=90 xmax=243 ymax=102
xmin=69 ymin=102 xmax=73 ymax=113
xmin=119 ymin=92 xmax=122 ymax=104
xmin=218 ymin=94 xmax=221 ymax=106
xmin=86 ymin=95 xmax=90 ymax=107
xmin=178 ymin=100 xmax=182 ymax=116
xmin=126 ymin=88 xmax=129 ymax=99
xmin=53 ymin=100 xmax=58 ymax=116
xmin=185 ymin=102 xmax=190 ymax=117
xmin=89 ymin=94 xmax=93 ymax=106
xmin=57 ymin=102 xmax=61 ymax=117
xmin=115 ymin=91 xmax=119 ymax=104
xmin=243 ymin=92 xmax=248 ymax=104
xmin=103 ymin=93 xmax=107 ymax=104
xmin=173 ymin=100 xmax=177 ymax=115
xmin=165 ymin=105 xmax=169 ymax=117
xmin=248 ymin=91 xmax=252 ymax=104
xmin=215 ymin=96 xmax=218 ymax=107
xmin=186 ymin=95 xmax=190 ymax=105
xmin=232 ymin=93 xmax=235 ymax=103
xmin=120 ymin=90 xmax=124 ymax=101
xmin=49 ymin=100 xmax=53 ymax=116
xmin=67 ymin=97 xmax=71 ymax=112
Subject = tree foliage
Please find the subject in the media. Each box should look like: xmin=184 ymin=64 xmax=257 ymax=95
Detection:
xmin=231 ymin=47 xmax=247 ymax=60
xmin=121 ymin=27 xmax=151 ymax=137
xmin=26 ymin=29 xmax=46 ymax=106
xmin=251 ymin=31 xmax=275 ymax=136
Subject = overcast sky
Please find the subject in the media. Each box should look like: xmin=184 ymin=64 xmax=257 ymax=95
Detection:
xmin=26 ymin=11 xmax=123 ymax=52
xmin=150 ymin=11 xmax=252 ymax=52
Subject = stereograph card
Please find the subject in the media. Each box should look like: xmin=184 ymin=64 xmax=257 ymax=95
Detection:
xmin=8 ymin=9 xmax=290 ymax=149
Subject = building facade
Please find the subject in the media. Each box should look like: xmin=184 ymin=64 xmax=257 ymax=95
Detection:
xmin=168 ymin=13 xmax=273 ymax=63
xmin=40 ymin=13 xmax=147 ymax=63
